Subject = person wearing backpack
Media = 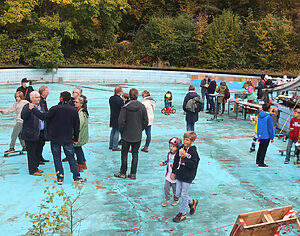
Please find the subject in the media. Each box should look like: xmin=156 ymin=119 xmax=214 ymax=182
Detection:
xmin=183 ymin=85 xmax=199 ymax=131
xmin=215 ymin=81 xmax=229 ymax=115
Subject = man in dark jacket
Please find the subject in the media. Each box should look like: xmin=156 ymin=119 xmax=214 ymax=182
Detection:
xmin=207 ymin=76 xmax=217 ymax=114
xmin=183 ymin=85 xmax=199 ymax=131
xmin=30 ymin=91 xmax=83 ymax=184
xmin=16 ymin=78 xmax=34 ymax=102
xmin=38 ymin=86 xmax=50 ymax=164
xmin=256 ymin=78 xmax=265 ymax=100
xmin=114 ymin=88 xmax=148 ymax=179
xmin=200 ymin=75 xmax=210 ymax=111
xmin=109 ymin=87 xmax=124 ymax=151
xmin=21 ymin=91 xmax=45 ymax=176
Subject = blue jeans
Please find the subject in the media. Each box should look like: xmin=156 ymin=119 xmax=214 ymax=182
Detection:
xmin=176 ymin=179 xmax=193 ymax=215
xmin=144 ymin=125 xmax=151 ymax=147
xmin=109 ymin=127 xmax=119 ymax=149
xmin=201 ymin=93 xmax=209 ymax=110
xmin=186 ymin=122 xmax=195 ymax=131
xmin=208 ymin=95 xmax=215 ymax=112
xmin=285 ymin=139 xmax=296 ymax=162
xmin=74 ymin=146 xmax=86 ymax=165
xmin=51 ymin=141 xmax=80 ymax=181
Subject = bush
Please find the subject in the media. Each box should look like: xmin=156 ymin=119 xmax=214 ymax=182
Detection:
xmin=132 ymin=14 xmax=198 ymax=67
xmin=202 ymin=10 xmax=244 ymax=69
xmin=246 ymin=14 xmax=297 ymax=70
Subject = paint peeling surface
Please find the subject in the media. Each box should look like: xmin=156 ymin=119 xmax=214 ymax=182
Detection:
xmin=0 ymin=81 xmax=299 ymax=235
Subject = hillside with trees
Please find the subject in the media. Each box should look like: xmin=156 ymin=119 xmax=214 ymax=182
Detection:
xmin=0 ymin=0 xmax=299 ymax=73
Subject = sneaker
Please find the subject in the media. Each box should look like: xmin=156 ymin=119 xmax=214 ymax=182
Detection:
xmin=57 ymin=180 xmax=63 ymax=185
xmin=5 ymin=148 xmax=14 ymax=153
xmin=162 ymin=200 xmax=171 ymax=207
xmin=284 ymin=161 xmax=289 ymax=164
xmin=114 ymin=172 xmax=126 ymax=179
xmin=62 ymin=157 xmax=68 ymax=162
xmin=141 ymin=147 xmax=149 ymax=152
xmin=249 ymin=148 xmax=255 ymax=153
xmin=128 ymin=174 xmax=136 ymax=180
xmin=74 ymin=177 xmax=87 ymax=183
xmin=189 ymin=199 xmax=198 ymax=215
xmin=258 ymin=164 xmax=269 ymax=168
xmin=171 ymin=200 xmax=179 ymax=206
xmin=173 ymin=212 xmax=186 ymax=223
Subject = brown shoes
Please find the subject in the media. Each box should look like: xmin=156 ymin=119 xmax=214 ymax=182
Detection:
xmin=78 ymin=164 xmax=84 ymax=172
xmin=114 ymin=172 xmax=126 ymax=178
xmin=32 ymin=172 xmax=42 ymax=176
xmin=112 ymin=148 xmax=122 ymax=151
xmin=83 ymin=162 xmax=87 ymax=169
xmin=37 ymin=169 xmax=44 ymax=173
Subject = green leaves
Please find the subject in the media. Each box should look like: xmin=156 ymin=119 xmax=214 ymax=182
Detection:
xmin=133 ymin=14 xmax=198 ymax=67
xmin=25 ymin=173 xmax=87 ymax=236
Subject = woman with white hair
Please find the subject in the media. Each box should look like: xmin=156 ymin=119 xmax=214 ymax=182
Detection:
xmin=73 ymin=96 xmax=89 ymax=172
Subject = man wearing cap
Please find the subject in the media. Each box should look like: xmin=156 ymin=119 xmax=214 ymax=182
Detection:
xmin=16 ymin=78 xmax=34 ymax=102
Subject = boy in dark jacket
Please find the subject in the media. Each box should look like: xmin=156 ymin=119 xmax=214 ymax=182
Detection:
xmin=171 ymin=131 xmax=200 ymax=223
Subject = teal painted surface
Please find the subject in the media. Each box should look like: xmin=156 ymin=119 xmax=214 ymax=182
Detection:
xmin=0 ymin=81 xmax=299 ymax=235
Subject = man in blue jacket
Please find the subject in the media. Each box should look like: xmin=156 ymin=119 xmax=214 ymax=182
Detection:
xmin=256 ymin=103 xmax=275 ymax=168
xmin=21 ymin=91 xmax=45 ymax=176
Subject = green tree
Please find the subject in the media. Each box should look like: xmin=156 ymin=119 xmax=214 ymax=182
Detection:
xmin=202 ymin=10 xmax=244 ymax=69
xmin=246 ymin=14 xmax=296 ymax=70
xmin=133 ymin=14 xmax=198 ymax=67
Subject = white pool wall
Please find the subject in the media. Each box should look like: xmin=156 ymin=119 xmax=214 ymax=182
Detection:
xmin=0 ymin=68 xmax=260 ymax=85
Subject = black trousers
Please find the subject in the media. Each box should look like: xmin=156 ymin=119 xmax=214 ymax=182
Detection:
xmin=37 ymin=130 xmax=45 ymax=163
xmin=25 ymin=131 xmax=45 ymax=174
xmin=120 ymin=140 xmax=141 ymax=175
xmin=256 ymin=139 xmax=270 ymax=165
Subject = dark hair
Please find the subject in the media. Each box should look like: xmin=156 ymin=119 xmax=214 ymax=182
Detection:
xmin=122 ymin=93 xmax=129 ymax=99
xmin=262 ymin=103 xmax=271 ymax=111
xmin=189 ymin=84 xmax=195 ymax=91
xmin=114 ymin=87 xmax=123 ymax=95
xmin=39 ymin=86 xmax=48 ymax=94
xmin=60 ymin=91 xmax=71 ymax=102
xmin=129 ymin=88 xmax=139 ymax=100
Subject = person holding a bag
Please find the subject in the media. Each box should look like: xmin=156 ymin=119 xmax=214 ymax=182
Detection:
xmin=183 ymin=85 xmax=200 ymax=132
xmin=215 ymin=81 xmax=229 ymax=115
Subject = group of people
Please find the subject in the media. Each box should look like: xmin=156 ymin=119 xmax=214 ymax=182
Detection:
xmin=108 ymin=86 xmax=200 ymax=222
xmin=2 ymin=75 xmax=296 ymax=224
xmin=0 ymin=79 xmax=88 ymax=184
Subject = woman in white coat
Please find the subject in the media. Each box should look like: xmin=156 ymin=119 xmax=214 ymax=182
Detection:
xmin=0 ymin=91 xmax=28 ymax=152
xmin=141 ymin=90 xmax=155 ymax=152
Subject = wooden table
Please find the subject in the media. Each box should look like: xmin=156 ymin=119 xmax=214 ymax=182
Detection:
xmin=228 ymin=99 xmax=262 ymax=120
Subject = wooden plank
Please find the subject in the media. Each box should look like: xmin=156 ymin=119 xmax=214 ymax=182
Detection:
xmin=263 ymin=213 xmax=275 ymax=223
